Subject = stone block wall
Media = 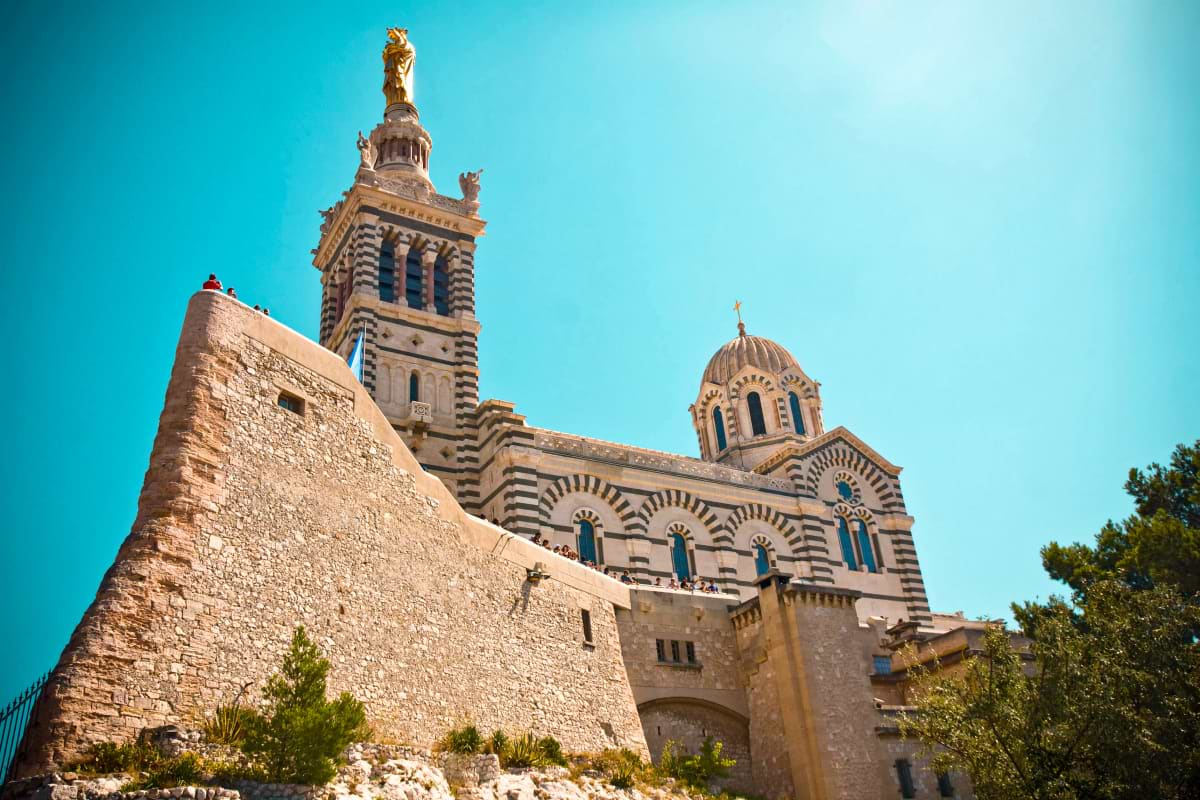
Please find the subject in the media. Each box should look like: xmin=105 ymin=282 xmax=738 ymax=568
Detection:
xmin=16 ymin=292 xmax=646 ymax=775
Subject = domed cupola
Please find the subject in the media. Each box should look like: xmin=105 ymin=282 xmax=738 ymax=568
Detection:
xmin=702 ymin=321 xmax=802 ymax=386
xmin=690 ymin=318 xmax=824 ymax=468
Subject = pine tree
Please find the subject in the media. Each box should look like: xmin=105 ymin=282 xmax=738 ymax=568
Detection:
xmin=242 ymin=627 xmax=370 ymax=784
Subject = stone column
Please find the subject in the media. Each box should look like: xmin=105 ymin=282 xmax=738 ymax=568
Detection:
xmin=422 ymin=249 xmax=437 ymax=312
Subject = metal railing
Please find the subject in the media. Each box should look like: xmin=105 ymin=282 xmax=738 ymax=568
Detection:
xmin=0 ymin=671 xmax=49 ymax=785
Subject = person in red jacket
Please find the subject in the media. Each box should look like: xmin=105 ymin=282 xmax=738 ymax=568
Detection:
xmin=202 ymin=274 xmax=222 ymax=290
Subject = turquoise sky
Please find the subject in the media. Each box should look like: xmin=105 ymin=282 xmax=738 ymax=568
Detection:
xmin=1 ymin=1 xmax=1197 ymax=702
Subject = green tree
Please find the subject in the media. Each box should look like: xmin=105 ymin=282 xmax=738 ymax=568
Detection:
xmin=242 ymin=626 xmax=370 ymax=784
xmin=1040 ymin=440 xmax=1200 ymax=598
xmin=900 ymin=583 xmax=1200 ymax=800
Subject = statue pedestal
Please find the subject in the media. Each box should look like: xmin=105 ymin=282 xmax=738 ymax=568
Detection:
xmin=385 ymin=102 xmax=419 ymax=122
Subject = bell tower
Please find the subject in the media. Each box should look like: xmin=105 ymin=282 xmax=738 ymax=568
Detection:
xmin=313 ymin=27 xmax=486 ymax=508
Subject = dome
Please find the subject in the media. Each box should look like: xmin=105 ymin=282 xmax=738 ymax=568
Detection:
xmin=702 ymin=324 xmax=801 ymax=386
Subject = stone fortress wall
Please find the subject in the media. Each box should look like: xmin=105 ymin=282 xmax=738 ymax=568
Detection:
xmin=15 ymin=291 xmax=646 ymax=776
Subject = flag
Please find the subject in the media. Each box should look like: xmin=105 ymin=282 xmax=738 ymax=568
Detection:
xmin=347 ymin=327 xmax=365 ymax=382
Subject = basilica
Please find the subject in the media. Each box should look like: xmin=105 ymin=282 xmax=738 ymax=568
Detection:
xmin=312 ymin=29 xmax=974 ymax=800
xmin=12 ymin=29 xmax=985 ymax=800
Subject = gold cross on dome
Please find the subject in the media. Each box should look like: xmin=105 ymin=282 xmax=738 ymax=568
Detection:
xmin=733 ymin=300 xmax=743 ymax=323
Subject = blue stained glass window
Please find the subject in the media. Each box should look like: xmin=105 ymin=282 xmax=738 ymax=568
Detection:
xmin=754 ymin=543 xmax=771 ymax=576
xmin=578 ymin=519 xmax=597 ymax=563
xmin=836 ymin=480 xmax=853 ymax=501
xmin=409 ymin=372 xmax=419 ymax=402
xmin=433 ymin=254 xmax=450 ymax=316
xmin=788 ymin=392 xmax=805 ymax=434
xmin=405 ymin=247 xmax=424 ymax=310
xmin=837 ymin=518 xmax=858 ymax=570
xmin=713 ymin=407 xmax=727 ymax=452
xmin=747 ymin=391 xmax=767 ymax=436
xmin=671 ymin=532 xmax=691 ymax=580
xmin=378 ymin=244 xmax=396 ymax=303
xmin=856 ymin=519 xmax=877 ymax=573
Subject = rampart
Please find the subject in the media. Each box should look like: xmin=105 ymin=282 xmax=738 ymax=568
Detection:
xmin=16 ymin=292 xmax=646 ymax=775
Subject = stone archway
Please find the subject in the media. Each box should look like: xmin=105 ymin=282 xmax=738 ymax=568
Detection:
xmin=636 ymin=697 xmax=753 ymax=794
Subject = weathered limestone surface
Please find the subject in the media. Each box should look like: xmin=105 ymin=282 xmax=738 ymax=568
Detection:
xmin=16 ymin=292 xmax=646 ymax=775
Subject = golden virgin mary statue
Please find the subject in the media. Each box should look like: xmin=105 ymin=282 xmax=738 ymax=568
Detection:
xmin=382 ymin=27 xmax=416 ymax=107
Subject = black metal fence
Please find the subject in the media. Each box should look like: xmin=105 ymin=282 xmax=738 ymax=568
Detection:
xmin=0 ymin=672 xmax=49 ymax=785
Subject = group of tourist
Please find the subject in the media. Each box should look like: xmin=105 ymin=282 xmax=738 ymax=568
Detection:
xmin=525 ymin=533 xmax=722 ymax=593
xmin=202 ymin=274 xmax=272 ymax=315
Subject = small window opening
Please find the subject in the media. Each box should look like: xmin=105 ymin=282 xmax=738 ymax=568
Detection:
xmin=656 ymin=726 xmax=661 ymax=737
xmin=656 ymin=639 xmax=666 ymax=662
xmin=937 ymin=772 xmax=955 ymax=797
xmin=670 ymin=640 xmax=681 ymax=663
xmin=685 ymin=641 xmax=696 ymax=664
xmin=580 ymin=608 xmax=593 ymax=645
xmin=874 ymin=655 xmax=893 ymax=675
xmin=278 ymin=392 xmax=304 ymax=415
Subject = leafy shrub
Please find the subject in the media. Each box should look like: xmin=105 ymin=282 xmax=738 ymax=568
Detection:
xmin=440 ymin=723 xmax=485 ymax=755
xmin=504 ymin=733 xmax=547 ymax=768
xmin=485 ymin=730 xmax=510 ymax=760
xmin=659 ymin=737 xmax=735 ymax=790
xmin=70 ymin=740 xmax=161 ymax=775
xmin=241 ymin=626 xmax=370 ymax=784
xmin=204 ymin=697 xmax=255 ymax=746
xmin=537 ymin=735 xmax=567 ymax=767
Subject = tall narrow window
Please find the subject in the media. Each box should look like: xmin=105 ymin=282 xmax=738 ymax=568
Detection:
xmin=378 ymin=242 xmax=396 ymax=303
xmin=754 ymin=543 xmax=771 ymax=576
xmin=404 ymin=247 xmax=423 ymax=309
xmin=408 ymin=371 xmax=420 ymax=402
xmin=577 ymin=519 xmax=597 ymax=563
xmin=837 ymin=517 xmax=858 ymax=571
xmin=671 ymin=532 xmax=691 ymax=581
xmin=747 ymin=391 xmax=767 ymax=436
xmin=336 ymin=275 xmax=350 ymax=323
xmin=433 ymin=254 xmax=450 ymax=316
xmin=655 ymin=639 xmax=666 ymax=662
xmin=788 ymin=391 xmax=805 ymax=434
xmin=712 ymin=407 xmax=727 ymax=452
xmin=580 ymin=609 xmax=593 ymax=645
xmin=937 ymin=772 xmax=955 ymax=797
xmin=856 ymin=519 xmax=878 ymax=573
xmin=895 ymin=760 xmax=916 ymax=799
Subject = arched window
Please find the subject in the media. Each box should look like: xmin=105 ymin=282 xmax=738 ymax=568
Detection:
xmin=754 ymin=543 xmax=771 ymax=576
xmin=670 ymin=532 xmax=692 ymax=581
xmin=433 ymin=254 xmax=450 ymax=316
xmin=856 ymin=519 xmax=878 ymax=573
xmin=378 ymin=242 xmax=396 ymax=303
xmin=788 ymin=391 xmax=805 ymax=434
xmin=404 ymin=247 xmax=424 ymax=309
xmin=837 ymin=517 xmax=858 ymax=571
xmin=836 ymin=480 xmax=854 ymax=501
xmin=577 ymin=519 xmax=597 ymax=563
xmin=712 ymin=407 xmax=727 ymax=452
xmin=408 ymin=371 xmax=419 ymax=402
xmin=747 ymin=391 xmax=767 ymax=436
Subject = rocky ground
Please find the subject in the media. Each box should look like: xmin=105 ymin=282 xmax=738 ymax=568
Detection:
xmin=2 ymin=742 xmax=719 ymax=800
